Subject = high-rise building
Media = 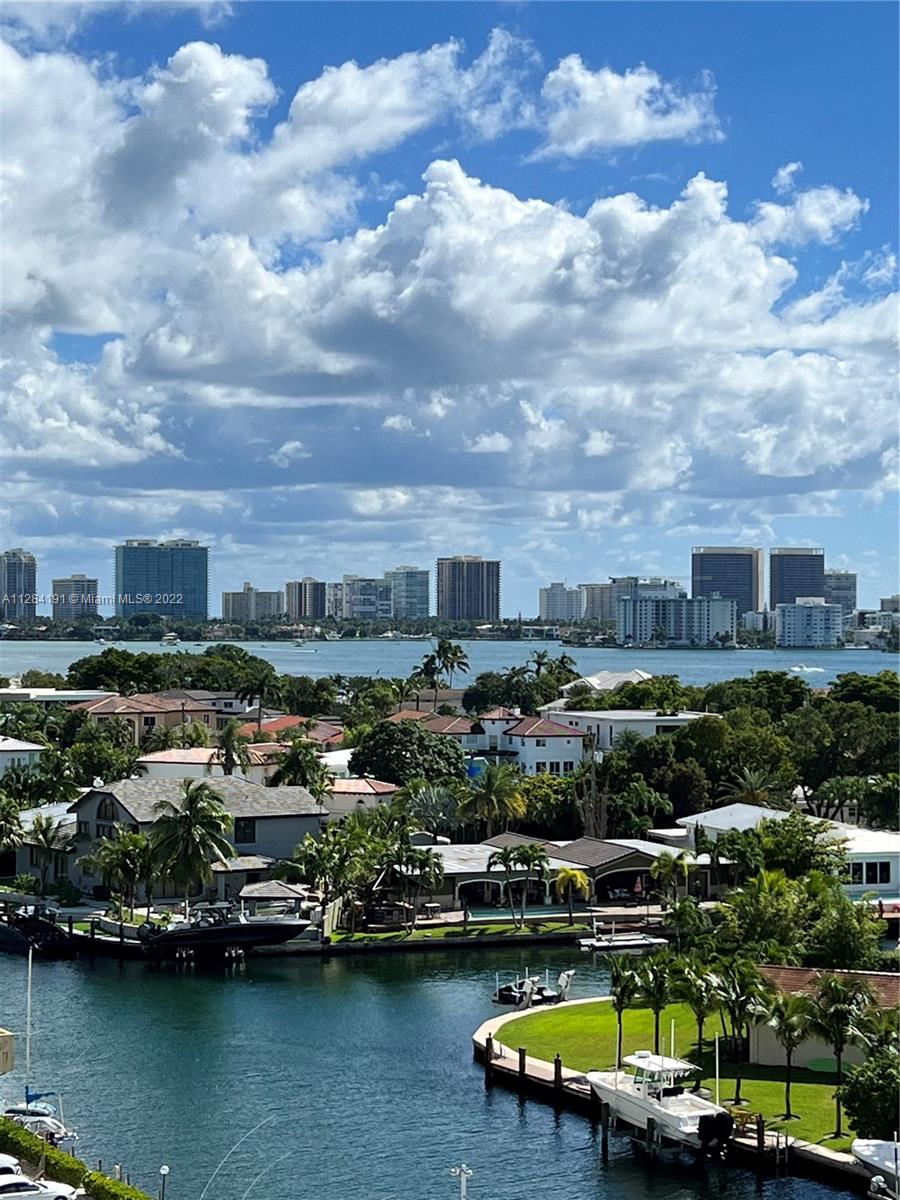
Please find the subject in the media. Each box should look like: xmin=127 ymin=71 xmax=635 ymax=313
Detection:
xmin=609 ymin=577 xmax=684 ymax=607
xmin=52 ymin=574 xmax=99 ymax=622
xmin=769 ymin=548 xmax=824 ymax=610
xmin=221 ymin=582 xmax=284 ymax=623
xmin=538 ymin=582 xmax=584 ymax=621
xmin=114 ymin=539 xmax=208 ymax=620
xmin=436 ymin=556 xmax=501 ymax=622
xmin=692 ymin=547 xmax=764 ymax=620
xmin=0 ymin=549 xmax=37 ymax=620
xmin=341 ymin=575 xmax=394 ymax=620
xmin=775 ymin=597 xmax=843 ymax=647
xmin=823 ymin=570 xmax=857 ymax=620
xmin=616 ymin=595 xmax=736 ymax=646
xmin=881 ymin=595 xmax=900 ymax=613
xmin=578 ymin=583 xmax=614 ymax=622
xmin=285 ymin=577 xmax=326 ymax=621
xmin=324 ymin=581 xmax=344 ymax=619
xmin=385 ymin=566 xmax=430 ymax=620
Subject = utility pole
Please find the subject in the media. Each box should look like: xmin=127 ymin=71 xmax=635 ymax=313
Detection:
xmin=450 ymin=1163 xmax=473 ymax=1199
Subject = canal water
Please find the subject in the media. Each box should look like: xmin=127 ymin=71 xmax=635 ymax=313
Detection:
xmin=0 ymin=638 xmax=890 ymax=686
xmin=0 ymin=947 xmax=852 ymax=1200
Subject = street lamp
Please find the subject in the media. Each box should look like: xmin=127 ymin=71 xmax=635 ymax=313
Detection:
xmin=450 ymin=1163 xmax=473 ymax=1200
xmin=158 ymin=1165 xmax=169 ymax=1200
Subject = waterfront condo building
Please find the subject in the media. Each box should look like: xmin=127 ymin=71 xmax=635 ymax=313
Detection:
xmin=0 ymin=549 xmax=37 ymax=620
xmin=775 ymin=596 xmax=843 ymax=647
xmin=385 ymin=566 xmax=430 ymax=620
xmin=769 ymin=547 xmax=824 ymax=609
xmin=341 ymin=575 xmax=394 ymax=620
xmin=578 ymin=582 xmax=614 ymax=622
xmin=616 ymin=595 xmax=737 ymax=646
xmin=436 ymin=556 xmax=501 ymax=621
xmin=823 ymin=569 xmax=858 ymax=620
xmin=691 ymin=547 xmax=764 ymax=621
xmin=114 ymin=539 xmax=208 ymax=620
xmin=538 ymin=582 xmax=585 ymax=621
xmin=221 ymin=582 xmax=285 ymax=623
xmin=285 ymin=577 xmax=326 ymax=621
xmin=52 ymin=574 xmax=99 ymax=622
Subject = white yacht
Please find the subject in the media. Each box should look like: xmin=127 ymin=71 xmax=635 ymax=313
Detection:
xmin=586 ymin=1052 xmax=733 ymax=1152
xmin=3 ymin=1102 xmax=78 ymax=1153
xmin=160 ymin=632 xmax=180 ymax=645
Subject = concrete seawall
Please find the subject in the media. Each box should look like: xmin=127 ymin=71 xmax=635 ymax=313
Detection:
xmin=471 ymin=999 xmax=872 ymax=1195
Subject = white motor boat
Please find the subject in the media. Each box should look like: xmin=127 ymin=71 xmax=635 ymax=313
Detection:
xmin=0 ymin=1176 xmax=81 ymax=1199
xmin=586 ymin=1051 xmax=733 ymax=1153
xmin=789 ymin=663 xmax=825 ymax=673
xmin=492 ymin=969 xmax=575 ymax=1008
xmin=3 ymin=1104 xmax=78 ymax=1153
xmin=853 ymin=1140 xmax=900 ymax=1187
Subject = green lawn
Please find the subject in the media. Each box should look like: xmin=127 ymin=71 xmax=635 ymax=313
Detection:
xmin=510 ymin=1000 xmax=851 ymax=1152
xmin=331 ymin=920 xmax=589 ymax=943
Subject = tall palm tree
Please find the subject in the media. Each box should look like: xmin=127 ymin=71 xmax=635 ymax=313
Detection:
xmin=809 ymin=973 xmax=873 ymax=1137
xmin=237 ymin=664 xmax=282 ymax=732
xmin=418 ymin=654 xmax=443 ymax=710
xmin=850 ymin=1003 xmax=899 ymax=1054
xmin=635 ymin=955 xmax=671 ymax=1055
xmin=486 ymin=846 xmax=526 ymax=928
xmin=710 ymin=958 xmax=769 ymax=1104
xmin=612 ymin=729 xmax=644 ymax=755
xmin=529 ymin=650 xmax=551 ymax=676
xmin=208 ymin=718 xmax=253 ymax=777
xmin=395 ymin=779 xmax=462 ymax=836
xmin=763 ymin=991 xmax=813 ymax=1119
xmin=435 ymin=640 xmax=470 ymax=689
xmin=140 ymin=723 xmax=180 ymax=753
xmin=102 ymin=716 xmax=137 ymax=750
xmin=28 ymin=813 xmax=69 ymax=895
xmin=515 ymin=843 xmax=549 ymax=924
xmin=0 ymin=794 xmax=24 ymax=858
xmin=606 ymin=955 xmax=639 ymax=1068
xmin=459 ymin=764 xmax=526 ymax=839
xmin=149 ymin=780 xmax=234 ymax=915
xmin=554 ymin=865 xmax=590 ymax=924
xmin=398 ymin=846 xmax=445 ymax=931
xmin=174 ymin=720 xmax=211 ymax=749
xmin=650 ymin=851 xmax=690 ymax=909
xmin=718 ymin=767 xmax=787 ymax=809
xmin=673 ymin=960 xmax=720 ymax=1081
xmin=78 ymin=826 xmax=149 ymax=917
xmin=269 ymin=740 xmax=334 ymax=800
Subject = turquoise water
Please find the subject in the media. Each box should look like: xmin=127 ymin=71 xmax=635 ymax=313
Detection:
xmin=0 ymin=638 xmax=890 ymax=686
xmin=0 ymin=948 xmax=853 ymax=1200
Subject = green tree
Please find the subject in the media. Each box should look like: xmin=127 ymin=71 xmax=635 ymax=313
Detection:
xmin=418 ymin=653 xmax=444 ymax=710
xmin=605 ymin=955 xmax=640 ymax=1068
xmin=459 ymin=764 xmax=526 ymax=838
xmin=649 ymin=851 xmax=690 ymax=909
xmin=554 ymin=865 xmax=590 ymax=924
xmin=809 ymin=973 xmax=873 ymax=1137
xmin=858 ymin=773 xmax=900 ymax=831
xmin=608 ymin=778 xmax=671 ymax=838
xmin=829 ymin=670 xmax=899 ymax=714
xmin=281 ymin=674 xmax=338 ymax=717
xmin=635 ymin=954 xmax=671 ymax=1054
xmin=435 ymin=639 xmax=470 ymax=689
xmin=149 ymin=780 xmax=234 ymax=915
xmin=487 ymin=846 xmax=527 ymax=928
xmin=28 ymin=813 xmax=69 ymax=895
xmin=718 ymin=766 xmax=788 ymax=809
xmin=270 ymin=740 xmax=334 ymax=800
xmin=837 ymin=1049 xmax=900 ymax=1140
xmin=515 ymin=843 xmax=549 ymax=924
xmin=394 ymin=778 xmax=463 ymax=836
xmin=398 ymin=845 xmax=445 ymax=930
xmin=761 ymin=991 xmax=813 ymax=1119
xmin=673 ymin=959 xmax=720 ymax=1080
xmin=208 ymin=719 xmax=253 ymax=777
xmin=348 ymin=720 xmax=466 ymax=786
xmin=519 ymin=773 xmax=579 ymax=838
xmin=0 ymin=794 xmax=24 ymax=856
xmin=237 ymin=663 xmax=282 ymax=732
xmin=78 ymin=826 xmax=150 ymax=917
xmin=806 ymin=888 xmax=887 ymax=971
xmin=711 ymin=958 xmax=769 ymax=1104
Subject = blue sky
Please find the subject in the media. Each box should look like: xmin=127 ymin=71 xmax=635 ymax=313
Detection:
xmin=1 ymin=1 xmax=896 ymax=615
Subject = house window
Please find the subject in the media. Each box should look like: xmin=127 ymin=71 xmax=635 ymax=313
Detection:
xmin=548 ymin=761 xmax=561 ymax=775
xmin=850 ymin=862 xmax=863 ymax=884
xmin=234 ymin=818 xmax=256 ymax=845
xmin=865 ymin=861 xmax=891 ymax=884
xmin=563 ymin=761 xmax=575 ymax=773
xmin=96 ymin=823 xmax=115 ymax=840
xmin=535 ymin=738 xmax=546 ymax=747
xmin=77 ymin=820 xmax=90 ymax=836
xmin=97 ymin=797 xmax=116 ymax=820
xmin=535 ymin=762 xmax=547 ymax=774
xmin=143 ymin=716 xmax=156 ymax=728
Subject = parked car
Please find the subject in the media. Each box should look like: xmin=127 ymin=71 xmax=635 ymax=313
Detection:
xmin=0 ymin=1158 xmax=20 ymax=1178
xmin=0 ymin=1177 xmax=81 ymax=1200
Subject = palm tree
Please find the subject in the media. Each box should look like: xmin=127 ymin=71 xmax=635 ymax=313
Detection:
xmin=395 ymin=779 xmax=462 ymax=836
xmin=612 ymin=729 xmax=644 ymax=755
xmin=102 ymin=716 xmax=137 ymax=750
xmin=850 ymin=1003 xmax=899 ymax=1054
xmin=711 ymin=958 xmax=769 ymax=1104
xmin=399 ymin=846 xmax=445 ymax=930
xmin=718 ymin=767 xmax=787 ymax=809
xmin=28 ymin=813 xmax=69 ymax=895
xmin=174 ymin=720 xmax=211 ymax=749
xmin=809 ymin=973 xmax=873 ymax=1137
xmin=763 ymin=991 xmax=813 ymax=1119
xmin=650 ymin=851 xmax=690 ymax=909
xmin=149 ymin=780 xmax=234 ymax=915
xmin=237 ymin=664 xmax=281 ymax=732
xmin=554 ymin=865 xmax=590 ymax=924
xmin=418 ymin=654 xmax=443 ymax=710
xmin=529 ymin=650 xmax=551 ymax=676
xmin=0 ymin=794 xmax=24 ymax=865
xmin=673 ymin=960 xmax=720 ymax=1082
xmin=435 ymin=640 xmax=470 ymax=689
xmin=515 ymin=843 xmax=549 ymax=924
xmin=635 ymin=954 xmax=671 ymax=1055
xmin=459 ymin=764 xmax=526 ymax=839
xmin=78 ymin=826 xmax=149 ymax=917
xmin=208 ymin=719 xmax=253 ymax=777
xmin=606 ymin=955 xmax=639 ymax=1068
xmin=487 ymin=846 xmax=525 ymax=928
xmin=269 ymin=740 xmax=334 ymax=800
xmin=140 ymin=724 xmax=180 ymax=753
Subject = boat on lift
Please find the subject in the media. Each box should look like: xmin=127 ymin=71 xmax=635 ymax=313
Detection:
xmin=0 ymin=899 xmax=73 ymax=960
xmin=492 ymin=969 xmax=575 ymax=1008
xmin=586 ymin=1051 xmax=733 ymax=1153
xmin=853 ymin=1140 xmax=900 ymax=1194
xmin=578 ymin=920 xmax=668 ymax=955
xmin=137 ymin=901 xmax=310 ymax=960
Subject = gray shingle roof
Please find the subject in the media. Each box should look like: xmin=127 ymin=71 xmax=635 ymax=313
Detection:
xmin=74 ymin=778 xmax=326 ymax=823
xmin=553 ymin=837 xmax=635 ymax=869
xmin=482 ymin=832 xmax=553 ymax=850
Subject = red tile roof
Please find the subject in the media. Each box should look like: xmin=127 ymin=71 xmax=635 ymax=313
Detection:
xmin=420 ymin=715 xmax=474 ymax=736
xmin=478 ymin=707 xmax=519 ymax=720
xmin=74 ymin=693 xmax=215 ymax=715
xmin=759 ymin=965 xmax=900 ymax=1009
xmin=502 ymin=716 xmax=582 ymax=739
xmin=329 ymin=777 xmax=399 ymax=796
xmin=238 ymin=716 xmax=343 ymax=744
xmin=385 ymin=710 xmax=432 ymax=723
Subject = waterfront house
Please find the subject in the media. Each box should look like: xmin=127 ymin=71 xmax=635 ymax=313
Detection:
xmin=68 ymin=777 xmax=327 ymax=898
xmin=238 ymin=715 xmax=344 ymax=746
xmin=155 ymin=688 xmax=257 ymax=731
xmin=72 ymin=693 xmax=218 ymax=745
xmin=552 ymin=668 xmax=654 ymax=702
xmin=2 ymin=800 xmax=77 ymax=887
xmin=136 ymin=743 xmax=287 ymax=785
xmin=0 ymin=735 xmax=44 ymax=778
xmin=539 ymin=707 xmax=720 ymax=751
xmin=325 ymin=776 xmax=400 ymax=819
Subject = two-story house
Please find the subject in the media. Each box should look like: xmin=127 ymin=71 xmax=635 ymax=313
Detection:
xmin=72 ymin=694 xmax=219 ymax=745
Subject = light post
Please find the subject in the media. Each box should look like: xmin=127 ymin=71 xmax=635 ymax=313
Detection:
xmin=450 ymin=1163 xmax=473 ymax=1200
xmin=159 ymin=1165 xmax=169 ymax=1200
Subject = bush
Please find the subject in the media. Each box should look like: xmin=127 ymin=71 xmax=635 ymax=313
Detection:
xmin=0 ymin=1118 xmax=152 ymax=1199
xmin=49 ymin=880 xmax=83 ymax=906
xmin=83 ymin=1172 xmax=155 ymax=1200
xmin=10 ymin=874 xmax=39 ymax=895
xmin=838 ymin=1049 xmax=900 ymax=1140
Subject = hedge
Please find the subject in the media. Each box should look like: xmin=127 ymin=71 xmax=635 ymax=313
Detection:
xmin=0 ymin=1118 xmax=152 ymax=1200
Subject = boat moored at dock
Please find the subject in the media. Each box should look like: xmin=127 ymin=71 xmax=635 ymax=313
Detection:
xmin=137 ymin=901 xmax=311 ymax=960
xmin=492 ymin=969 xmax=575 ymax=1008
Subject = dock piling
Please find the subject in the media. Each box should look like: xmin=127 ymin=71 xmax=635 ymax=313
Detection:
xmin=553 ymin=1053 xmax=562 ymax=1091
xmin=600 ymin=1101 xmax=609 ymax=1158
xmin=517 ymin=1047 xmax=526 ymax=1085
xmin=647 ymin=1117 xmax=657 ymax=1159
xmin=755 ymin=1113 xmax=765 ymax=1154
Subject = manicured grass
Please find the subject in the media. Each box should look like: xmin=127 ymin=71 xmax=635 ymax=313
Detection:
xmin=331 ymin=920 xmax=589 ymax=943
xmin=510 ymin=1000 xmax=852 ymax=1152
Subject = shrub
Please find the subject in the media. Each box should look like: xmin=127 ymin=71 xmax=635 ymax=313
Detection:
xmin=838 ymin=1049 xmax=900 ymax=1140
xmin=83 ymin=1172 xmax=155 ymax=1200
xmin=0 ymin=1119 xmax=152 ymax=1199
xmin=49 ymin=879 xmax=83 ymax=906
xmin=10 ymin=874 xmax=39 ymax=895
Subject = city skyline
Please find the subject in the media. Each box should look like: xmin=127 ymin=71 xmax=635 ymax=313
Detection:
xmin=1 ymin=3 xmax=896 ymax=615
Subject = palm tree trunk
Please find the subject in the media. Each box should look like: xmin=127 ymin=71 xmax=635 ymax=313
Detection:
xmin=834 ymin=1049 xmax=843 ymax=1136
xmin=616 ymin=1011 xmax=623 ymax=1069
xmin=654 ymin=1010 xmax=660 ymax=1054
xmin=567 ymin=884 xmax=574 ymax=925
xmin=693 ymin=1018 xmax=705 ymax=1091
xmin=520 ymin=873 xmax=529 ymax=926
xmin=506 ymin=879 xmax=518 ymax=929
xmin=784 ymin=1049 xmax=793 ymax=1119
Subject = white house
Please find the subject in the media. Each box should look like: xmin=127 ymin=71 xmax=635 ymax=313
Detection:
xmin=557 ymin=669 xmax=653 ymax=698
xmin=540 ymin=708 xmax=719 ymax=751
xmin=325 ymin=777 xmax=399 ymax=819
xmin=0 ymin=736 xmax=45 ymax=777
